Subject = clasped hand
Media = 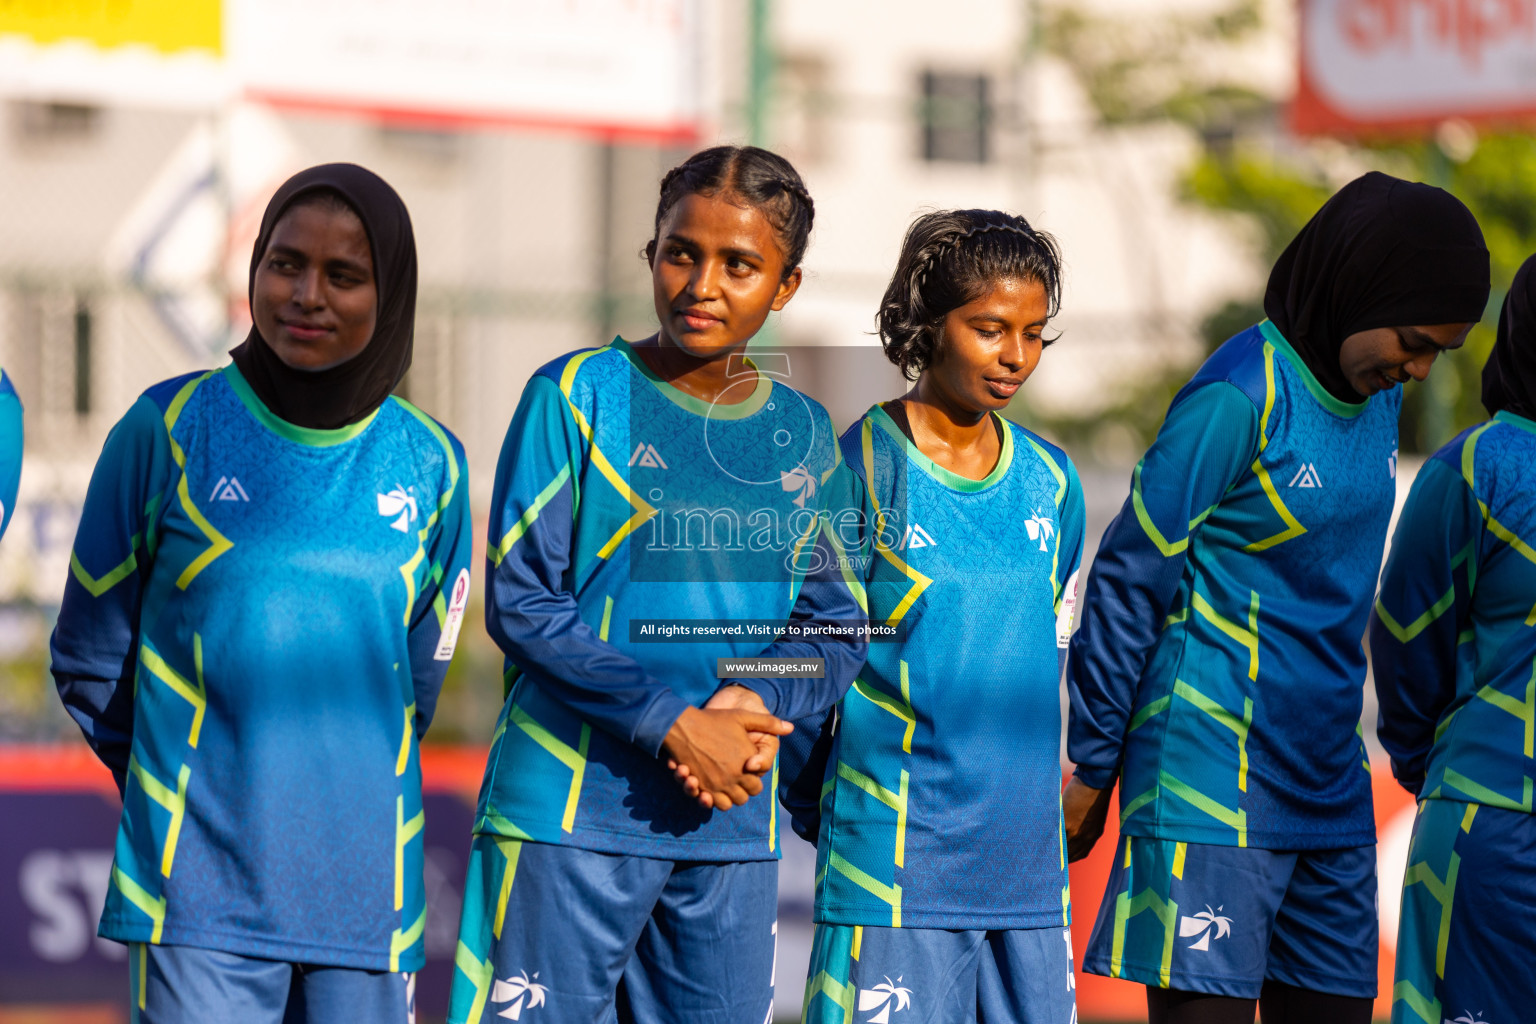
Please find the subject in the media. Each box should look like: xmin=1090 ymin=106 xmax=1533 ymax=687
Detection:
xmin=662 ymin=686 xmax=792 ymax=812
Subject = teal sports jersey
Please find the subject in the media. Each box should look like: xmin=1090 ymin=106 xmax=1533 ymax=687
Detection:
xmin=0 ymin=368 xmax=21 ymax=542
xmin=1069 ymin=322 xmax=1400 ymax=850
xmin=1373 ymin=411 xmax=1536 ymax=811
xmin=809 ymin=405 xmax=1085 ymax=930
xmin=51 ymin=365 xmax=472 ymax=971
xmin=474 ymin=338 xmax=864 ymax=862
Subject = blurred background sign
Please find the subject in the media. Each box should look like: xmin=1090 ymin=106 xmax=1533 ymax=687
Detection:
xmin=1297 ymin=0 xmax=1536 ymax=134
xmin=0 ymin=0 xmax=702 ymax=139
xmin=231 ymin=0 xmax=704 ymax=140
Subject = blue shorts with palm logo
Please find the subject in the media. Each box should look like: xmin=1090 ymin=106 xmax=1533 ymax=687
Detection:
xmin=1082 ymin=836 xmax=1376 ymax=999
xmin=446 ymin=837 xmax=777 ymax=1024
xmin=1392 ymin=799 xmax=1536 ymax=1024
xmin=803 ymin=922 xmax=1077 ymax=1024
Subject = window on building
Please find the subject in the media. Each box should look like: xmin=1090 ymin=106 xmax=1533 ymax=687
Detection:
xmin=12 ymin=101 xmax=101 ymax=142
xmin=918 ymin=71 xmax=991 ymax=164
xmin=378 ymin=126 xmax=462 ymax=163
xmin=73 ymin=298 xmax=92 ymax=416
xmin=777 ymin=54 xmax=832 ymax=164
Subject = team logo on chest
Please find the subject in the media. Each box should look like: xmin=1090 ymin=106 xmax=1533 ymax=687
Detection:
xmin=1025 ymin=510 xmax=1055 ymax=552
xmin=896 ymin=523 xmax=937 ymax=551
xmin=628 ymin=442 xmax=668 ymax=469
xmin=1287 ymin=463 xmax=1323 ymax=488
xmin=377 ymin=486 xmax=418 ymax=533
xmin=858 ymin=976 xmax=912 ymax=1022
xmin=779 ymin=465 xmax=817 ymax=508
xmin=209 ymin=476 xmax=249 ymax=502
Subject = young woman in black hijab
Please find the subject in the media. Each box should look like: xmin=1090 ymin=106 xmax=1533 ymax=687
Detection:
xmin=1373 ymin=251 xmax=1536 ymax=1024
xmin=52 ymin=163 xmax=472 ymax=1022
xmin=1062 ymin=171 xmax=1490 ymax=1024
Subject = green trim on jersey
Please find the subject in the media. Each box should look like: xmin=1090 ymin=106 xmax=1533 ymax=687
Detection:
xmin=867 ymin=403 xmax=1015 ymax=492
xmin=1258 ymin=320 xmax=1369 ymax=419
xmin=224 ymin=363 xmax=380 ymax=446
xmin=1494 ymin=409 xmax=1536 ymax=436
xmin=610 ymin=336 xmax=774 ymax=420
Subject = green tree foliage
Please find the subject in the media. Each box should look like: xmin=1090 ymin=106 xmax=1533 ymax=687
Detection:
xmin=1038 ymin=0 xmax=1536 ymax=455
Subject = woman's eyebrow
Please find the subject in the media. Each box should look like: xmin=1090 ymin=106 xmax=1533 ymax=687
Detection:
xmin=324 ymin=255 xmax=372 ymax=275
xmin=1403 ymin=326 xmax=1461 ymax=351
xmin=720 ymin=245 xmax=765 ymax=262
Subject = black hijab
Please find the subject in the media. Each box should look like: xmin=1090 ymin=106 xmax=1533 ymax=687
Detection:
xmin=231 ymin=163 xmax=417 ymax=429
xmin=1264 ymin=170 xmax=1489 ymax=403
xmin=1483 ymin=254 xmax=1536 ymax=419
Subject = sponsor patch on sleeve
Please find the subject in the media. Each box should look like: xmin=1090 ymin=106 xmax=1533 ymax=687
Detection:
xmin=1056 ymin=569 xmax=1080 ymax=649
xmin=434 ymin=568 xmax=471 ymax=661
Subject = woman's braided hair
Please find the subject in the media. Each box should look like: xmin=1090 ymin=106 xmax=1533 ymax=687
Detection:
xmin=877 ymin=209 xmax=1062 ymax=380
xmin=645 ymin=145 xmax=815 ymax=279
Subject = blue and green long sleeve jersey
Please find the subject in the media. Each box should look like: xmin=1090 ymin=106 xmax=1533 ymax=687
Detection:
xmin=799 ymin=405 xmax=1084 ymax=930
xmin=0 ymin=368 xmax=20 ymax=542
xmin=1068 ymin=322 xmax=1399 ymax=850
xmin=1372 ymin=412 xmax=1536 ymax=812
xmin=49 ymin=364 xmax=472 ymax=972
xmin=475 ymin=338 xmax=865 ymax=862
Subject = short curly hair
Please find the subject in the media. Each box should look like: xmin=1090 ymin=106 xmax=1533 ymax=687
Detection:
xmin=877 ymin=209 xmax=1062 ymax=380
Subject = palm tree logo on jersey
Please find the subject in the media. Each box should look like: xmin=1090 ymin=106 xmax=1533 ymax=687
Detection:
xmin=780 ymin=465 xmax=818 ymax=507
xmin=377 ymin=486 xmax=419 ymax=533
xmin=1024 ymin=510 xmax=1055 ymax=552
xmin=491 ymin=971 xmax=547 ymax=1019
xmin=858 ymin=976 xmax=913 ymax=1022
xmin=1178 ymin=905 xmax=1233 ymax=950
xmin=1445 ymin=1013 xmax=1488 ymax=1024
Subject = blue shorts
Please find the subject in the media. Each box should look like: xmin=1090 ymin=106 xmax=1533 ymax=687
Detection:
xmin=448 ymin=837 xmax=777 ymax=1024
xmin=804 ymin=922 xmax=1077 ymax=1024
xmin=1393 ymin=799 xmax=1536 ymax=1024
xmin=1082 ymin=836 xmax=1377 ymax=999
xmin=127 ymin=943 xmax=413 ymax=1024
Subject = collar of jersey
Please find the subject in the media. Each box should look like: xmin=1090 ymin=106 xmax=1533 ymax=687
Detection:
xmin=1257 ymin=320 xmax=1370 ymax=418
xmin=223 ymin=363 xmax=381 ymax=446
xmin=611 ymin=336 xmax=774 ymax=420
xmin=868 ymin=402 xmax=1014 ymax=492
xmin=1494 ymin=409 xmax=1536 ymax=436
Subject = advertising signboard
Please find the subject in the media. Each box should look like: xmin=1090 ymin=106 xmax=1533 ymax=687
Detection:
xmin=1297 ymin=0 xmax=1536 ymax=134
xmin=1 ymin=748 xmax=1420 ymax=1022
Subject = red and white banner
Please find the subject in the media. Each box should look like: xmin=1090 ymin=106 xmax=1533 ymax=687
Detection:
xmin=1296 ymin=0 xmax=1536 ymax=135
